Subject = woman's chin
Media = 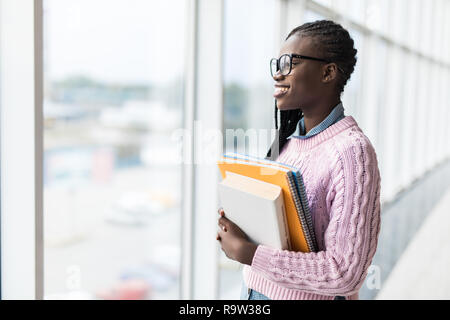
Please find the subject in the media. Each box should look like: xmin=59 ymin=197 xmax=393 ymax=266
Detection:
xmin=277 ymin=101 xmax=301 ymax=111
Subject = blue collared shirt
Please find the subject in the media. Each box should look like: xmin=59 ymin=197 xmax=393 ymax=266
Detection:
xmin=290 ymin=102 xmax=345 ymax=139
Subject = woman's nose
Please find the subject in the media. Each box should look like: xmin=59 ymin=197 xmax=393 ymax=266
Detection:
xmin=272 ymin=70 xmax=285 ymax=80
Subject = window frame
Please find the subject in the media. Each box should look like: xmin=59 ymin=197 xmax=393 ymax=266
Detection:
xmin=0 ymin=0 xmax=44 ymax=299
xmin=0 ymin=0 xmax=224 ymax=300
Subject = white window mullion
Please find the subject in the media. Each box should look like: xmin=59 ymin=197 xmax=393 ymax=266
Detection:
xmin=180 ymin=0 xmax=196 ymax=300
xmin=191 ymin=0 xmax=223 ymax=299
xmin=0 ymin=0 xmax=44 ymax=300
xmin=284 ymin=0 xmax=306 ymax=40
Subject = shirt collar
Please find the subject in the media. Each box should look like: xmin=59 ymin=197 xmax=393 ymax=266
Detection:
xmin=291 ymin=102 xmax=345 ymax=139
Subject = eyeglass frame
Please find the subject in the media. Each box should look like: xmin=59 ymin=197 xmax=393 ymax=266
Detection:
xmin=270 ymin=53 xmax=342 ymax=77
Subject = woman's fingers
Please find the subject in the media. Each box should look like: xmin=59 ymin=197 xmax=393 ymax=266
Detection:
xmin=217 ymin=208 xmax=227 ymax=230
xmin=218 ymin=222 xmax=227 ymax=232
xmin=218 ymin=216 xmax=230 ymax=232
xmin=216 ymin=208 xmax=231 ymax=239
xmin=219 ymin=216 xmax=230 ymax=226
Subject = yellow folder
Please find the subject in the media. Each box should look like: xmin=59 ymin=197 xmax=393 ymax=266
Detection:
xmin=217 ymin=153 xmax=311 ymax=253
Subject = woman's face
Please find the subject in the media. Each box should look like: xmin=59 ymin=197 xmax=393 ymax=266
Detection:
xmin=273 ymin=35 xmax=329 ymax=111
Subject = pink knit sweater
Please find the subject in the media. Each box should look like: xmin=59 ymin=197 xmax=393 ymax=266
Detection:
xmin=242 ymin=115 xmax=382 ymax=300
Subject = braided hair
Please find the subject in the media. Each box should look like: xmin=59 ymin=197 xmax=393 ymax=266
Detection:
xmin=265 ymin=20 xmax=358 ymax=160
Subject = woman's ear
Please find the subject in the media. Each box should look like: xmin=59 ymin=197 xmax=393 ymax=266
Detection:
xmin=322 ymin=63 xmax=338 ymax=84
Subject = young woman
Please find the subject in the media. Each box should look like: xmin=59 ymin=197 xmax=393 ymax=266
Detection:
xmin=216 ymin=20 xmax=382 ymax=300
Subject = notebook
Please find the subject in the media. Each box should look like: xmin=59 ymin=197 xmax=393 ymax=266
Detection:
xmin=217 ymin=152 xmax=318 ymax=253
xmin=218 ymin=171 xmax=290 ymax=250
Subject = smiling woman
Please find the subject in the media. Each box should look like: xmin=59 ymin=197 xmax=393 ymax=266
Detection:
xmin=217 ymin=20 xmax=381 ymax=301
xmin=266 ymin=21 xmax=358 ymax=159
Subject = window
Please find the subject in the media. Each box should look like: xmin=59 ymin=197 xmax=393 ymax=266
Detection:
xmin=222 ymin=0 xmax=277 ymax=158
xmin=220 ymin=0 xmax=277 ymax=299
xmin=390 ymin=0 xmax=408 ymax=46
xmin=413 ymin=59 xmax=429 ymax=178
xmin=43 ymin=0 xmax=186 ymax=299
xmin=399 ymin=52 xmax=418 ymax=188
xmin=420 ymin=0 xmax=434 ymax=57
xmin=381 ymin=45 xmax=405 ymax=199
xmin=312 ymin=0 xmax=332 ymax=8
xmin=346 ymin=0 xmax=367 ymax=24
xmin=372 ymin=40 xmax=388 ymax=202
xmin=365 ymin=0 xmax=390 ymax=34
xmin=406 ymin=0 xmax=422 ymax=52
xmin=341 ymin=27 xmax=365 ymax=124
xmin=304 ymin=9 xmax=327 ymax=23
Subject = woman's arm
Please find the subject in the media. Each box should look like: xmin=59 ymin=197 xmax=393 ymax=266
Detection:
xmin=248 ymin=138 xmax=382 ymax=297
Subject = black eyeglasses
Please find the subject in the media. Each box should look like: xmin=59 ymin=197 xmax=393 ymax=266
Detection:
xmin=270 ymin=53 xmax=330 ymax=77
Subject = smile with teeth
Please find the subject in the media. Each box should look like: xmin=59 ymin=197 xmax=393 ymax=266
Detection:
xmin=274 ymin=86 xmax=290 ymax=97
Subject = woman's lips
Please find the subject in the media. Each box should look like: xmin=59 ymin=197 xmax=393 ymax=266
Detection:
xmin=273 ymin=86 xmax=289 ymax=98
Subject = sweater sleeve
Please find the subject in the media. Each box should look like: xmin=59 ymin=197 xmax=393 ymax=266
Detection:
xmin=250 ymin=136 xmax=382 ymax=296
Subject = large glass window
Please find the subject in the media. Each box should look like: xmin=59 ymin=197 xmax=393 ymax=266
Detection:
xmin=341 ymin=27 xmax=365 ymax=124
xmin=43 ymin=0 xmax=186 ymax=299
xmin=365 ymin=0 xmax=390 ymax=34
xmin=420 ymin=0 xmax=434 ymax=58
xmin=372 ymin=40 xmax=388 ymax=202
xmin=381 ymin=45 xmax=405 ymax=199
xmin=220 ymin=0 xmax=277 ymax=299
xmin=399 ymin=52 xmax=418 ymax=189
xmin=406 ymin=0 xmax=422 ymax=52
xmin=222 ymin=0 xmax=277 ymax=158
xmin=347 ymin=0 xmax=367 ymax=24
xmin=390 ymin=0 xmax=408 ymax=46
xmin=312 ymin=0 xmax=332 ymax=8
xmin=413 ymin=58 xmax=429 ymax=178
xmin=334 ymin=0 xmax=367 ymax=24
xmin=304 ymin=9 xmax=327 ymax=23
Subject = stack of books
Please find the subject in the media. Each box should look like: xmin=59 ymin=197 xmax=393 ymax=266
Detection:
xmin=217 ymin=152 xmax=318 ymax=253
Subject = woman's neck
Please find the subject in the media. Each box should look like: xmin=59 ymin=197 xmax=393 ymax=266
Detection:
xmin=302 ymin=98 xmax=341 ymax=134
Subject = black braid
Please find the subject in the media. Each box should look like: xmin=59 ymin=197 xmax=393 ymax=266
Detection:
xmin=266 ymin=101 xmax=303 ymax=160
xmin=266 ymin=20 xmax=357 ymax=160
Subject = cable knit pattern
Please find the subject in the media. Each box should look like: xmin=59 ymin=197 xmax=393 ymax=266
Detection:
xmin=242 ymin=116 xmax=382 ymax=300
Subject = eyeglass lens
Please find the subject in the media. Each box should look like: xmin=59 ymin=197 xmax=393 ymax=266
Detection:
xmin=271 ymin=55 xmax=291 ymax=76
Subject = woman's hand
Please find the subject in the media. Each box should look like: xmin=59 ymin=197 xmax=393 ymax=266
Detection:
xmin=216 ymin=208 xmax=258 ymax=265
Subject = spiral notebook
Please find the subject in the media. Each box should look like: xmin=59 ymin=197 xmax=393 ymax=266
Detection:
xmin=217 ymin=152 xmax=318 ymax=253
